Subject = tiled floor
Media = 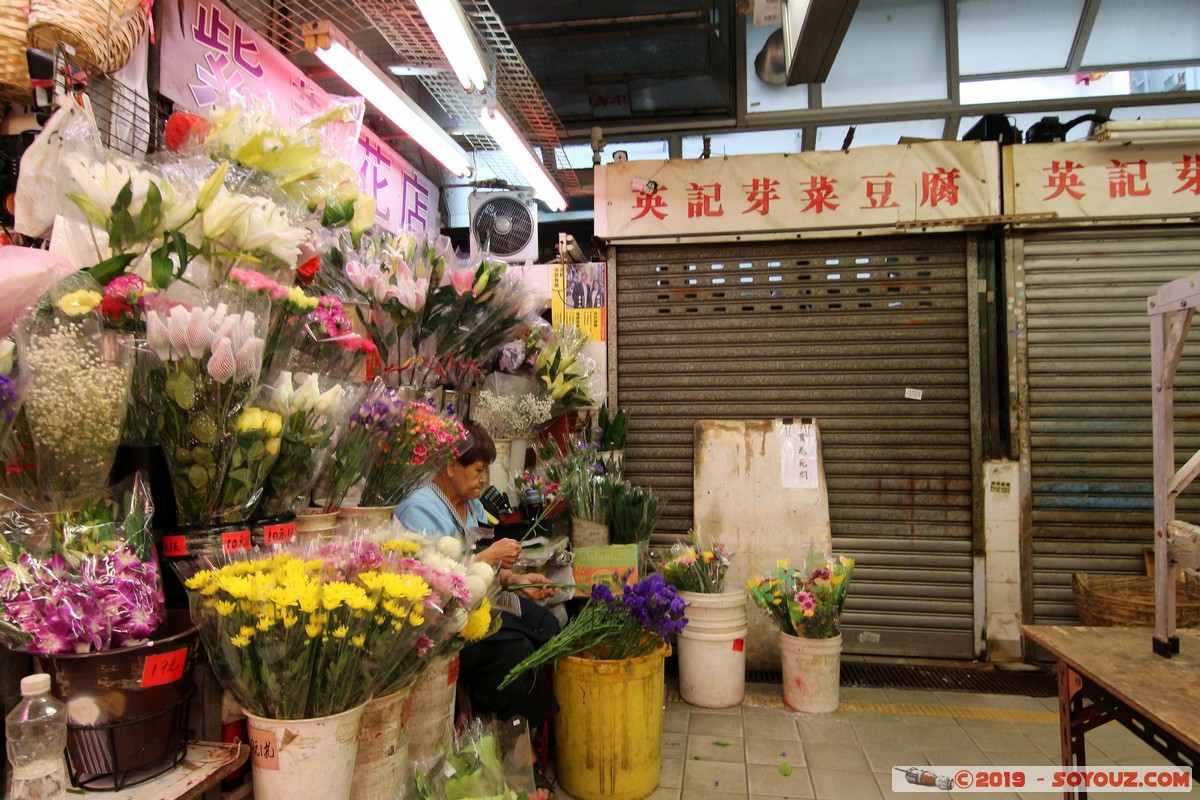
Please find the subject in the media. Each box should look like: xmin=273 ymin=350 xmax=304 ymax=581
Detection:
xmin=549 ymin=679 xmax=1199 ymax=800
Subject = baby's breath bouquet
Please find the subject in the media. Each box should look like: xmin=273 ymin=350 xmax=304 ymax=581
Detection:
xmin=12 ymin=274 xmax=134 ymax=508
xmin=472 ymin=390 xmax=552 ymax=440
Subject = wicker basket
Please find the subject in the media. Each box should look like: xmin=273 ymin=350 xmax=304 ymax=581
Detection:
xmin=1071 ymin=572 xmax=1200 ymax=627
xmin=0 ymin=0 xmax=29 ymax=103
xmin=27 ymin=0 xmax=146 ymax=74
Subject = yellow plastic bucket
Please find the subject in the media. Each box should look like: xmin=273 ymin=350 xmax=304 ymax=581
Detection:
xmin=553 ymin=645 xmax=668 ymax=800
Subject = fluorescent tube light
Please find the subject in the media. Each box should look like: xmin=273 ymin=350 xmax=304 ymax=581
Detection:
xmin=1095 ymin=118 xmax=1200 ymax=143
xmin=478 ymin=104 xmax=567 ymax=212
xmin=305 ymin=21 xmax=473 ymax=178
xmin=415 ymin=0 xmax=490 ymax=93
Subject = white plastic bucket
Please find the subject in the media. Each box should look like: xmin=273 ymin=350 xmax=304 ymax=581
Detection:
xmin=294 ymin=511 xmax=339 ymax=545
xmin=349 ymin=686 xmax=413 ymax=800
xmin=678 ymin=626 xmax=747 ymax=708
xmin=678 ymin=590 xmax=748 ymax=634
xmin=778 ymin=632 xmax=842 ymax=714
xmin=244 ymin=703 xmax=366 ymax=800
xmin=404 ymin=655 xmax=458 ymax=778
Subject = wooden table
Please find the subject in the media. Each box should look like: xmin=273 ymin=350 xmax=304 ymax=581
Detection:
xmin=1022 ymin=625 xmax=1200 ymax=799
xmin=77 ymin=742 xmax=249 ymax=800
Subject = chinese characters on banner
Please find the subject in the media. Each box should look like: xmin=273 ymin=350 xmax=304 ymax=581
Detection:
xmin=1007 ymin=142 xmax=1200 ymax=220
xmin=159 ymin=0 xmax=439 ymax=234
xmin=550 ymin=262 xmax=606 ymax=342
xmin=595 ymin=142 xmax=1001 ymax=240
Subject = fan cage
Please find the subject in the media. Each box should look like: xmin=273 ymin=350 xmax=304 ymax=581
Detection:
xmin=471 ymin=194 xmax=535 ymax=259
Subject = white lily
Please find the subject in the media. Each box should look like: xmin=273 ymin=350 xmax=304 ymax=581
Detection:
xmin=314 ymin=384 xmax=345 ymax=416
xmin=292 ymin=373 xmax=320 ymax=412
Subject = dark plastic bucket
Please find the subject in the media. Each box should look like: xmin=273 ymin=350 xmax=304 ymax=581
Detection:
xmin=34 ymin=610 xmax=200 ymax=790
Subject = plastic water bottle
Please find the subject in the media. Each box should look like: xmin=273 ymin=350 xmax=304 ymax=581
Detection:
xmin=5 ymin=674 xmax=68 ymax=800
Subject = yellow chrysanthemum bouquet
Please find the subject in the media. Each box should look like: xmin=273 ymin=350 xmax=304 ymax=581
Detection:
xmin=181 ymin=533 xmax=498 ymax=720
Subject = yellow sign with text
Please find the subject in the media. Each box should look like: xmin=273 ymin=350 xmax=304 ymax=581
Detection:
xmin=551 ymin=262 xmax=607 ymax=342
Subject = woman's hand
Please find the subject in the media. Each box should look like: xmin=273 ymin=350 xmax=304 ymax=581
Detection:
xmin=476 ymin=539 xmax=521 ymax=569
xmin=511 ymin=573 xmax=557 ymax=601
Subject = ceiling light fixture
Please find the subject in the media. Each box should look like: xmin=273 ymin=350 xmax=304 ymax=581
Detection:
xmin=478 ymin=104 xmax=567 ymax=212
xmin=414 ymin=0 xmax=490 ymax=93
xmin=304 ymin=20 xmax=473 ymax=178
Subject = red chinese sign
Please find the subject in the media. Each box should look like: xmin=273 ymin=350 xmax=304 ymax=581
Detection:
xmin=1009 ymin=143 xmax=1200 ymax=219
xmin=596 ymin=142 xmax=1001 ymax=240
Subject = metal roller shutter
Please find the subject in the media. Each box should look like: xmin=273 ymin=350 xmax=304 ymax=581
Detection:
xmin=611 ymin=234 xmax=980 ymax=657
xmin=1020 ymin=226 xmax=1200 ymax=625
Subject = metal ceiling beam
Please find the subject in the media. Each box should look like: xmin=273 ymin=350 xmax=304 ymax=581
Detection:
xmin=1067 ymin=0 xmax=1102 ymax=73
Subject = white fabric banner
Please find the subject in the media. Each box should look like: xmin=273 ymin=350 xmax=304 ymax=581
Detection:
xmin=596 ymin=141 xmax=1001 ymax=240
xmin=1007 ymin=141 xmax=1200 ymax=221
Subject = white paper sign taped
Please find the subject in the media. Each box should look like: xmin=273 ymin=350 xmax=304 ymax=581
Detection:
xmin=779 ymin=422 xmax=819 ymax=490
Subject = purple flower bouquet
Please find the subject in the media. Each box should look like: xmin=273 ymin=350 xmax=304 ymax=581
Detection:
xmin=498 ymin=572 xmax=688 ymax=690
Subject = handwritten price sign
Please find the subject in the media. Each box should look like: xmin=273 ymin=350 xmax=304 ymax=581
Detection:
xmin=248 ymin=725 xmax=280 ymax=770
xmin=161 ymin=536 xmax=187 ymax=557
xmin=222 ymin=530 xmax=252 ymax=554
xmin=141 ymin=647 xmax=189 ymax=688
xmin=262 ymin=522 xmax=295 ymax=546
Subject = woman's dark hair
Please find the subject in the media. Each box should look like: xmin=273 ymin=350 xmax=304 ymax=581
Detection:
xmin=456 ymin=421 xmax=497 ymax=466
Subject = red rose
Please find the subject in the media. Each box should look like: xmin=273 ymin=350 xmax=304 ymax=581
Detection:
xmin=164 ymin=112 xmax=211 ymax=152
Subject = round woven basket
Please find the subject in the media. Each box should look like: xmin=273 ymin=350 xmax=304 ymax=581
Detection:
xmin=0 ymin=0 xmax=29 ymax=103
xmin=27 ymin=0 xmax=146 ymax=74
xmin=1071 ymin=572 xmax=1200 ymax=627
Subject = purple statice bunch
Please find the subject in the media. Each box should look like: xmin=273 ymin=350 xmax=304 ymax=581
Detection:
xmin=499 ymin=573 xmax=687 ymax=689
xmin=321 ymin=384 xmax=406 ymax=511
xmin=0 ymin=546 xmax=165 ymax=654
xmin=0 ymin=374 xmax=20 ymax=422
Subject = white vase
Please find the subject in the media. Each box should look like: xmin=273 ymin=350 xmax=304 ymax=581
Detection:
xmin=350 ymin=686 xmax=414 ymax=800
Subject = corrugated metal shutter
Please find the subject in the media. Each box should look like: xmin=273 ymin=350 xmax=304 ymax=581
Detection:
xmin=1020 ymin=226 xmax=1200 ymax=625
xmin=612 ymin=234 xmax=979 ymax=658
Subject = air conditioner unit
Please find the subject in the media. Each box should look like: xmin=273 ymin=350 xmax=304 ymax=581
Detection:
xmin=468 ymin=191 xmax=539 ymax=264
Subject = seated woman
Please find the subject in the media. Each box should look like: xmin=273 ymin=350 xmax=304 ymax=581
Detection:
xmin=395 ymin=422 xmax=559 ymax=797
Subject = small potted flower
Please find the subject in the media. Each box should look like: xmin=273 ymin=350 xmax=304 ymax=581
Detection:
xmin=748 ymin=551 xmax=854 ymax=713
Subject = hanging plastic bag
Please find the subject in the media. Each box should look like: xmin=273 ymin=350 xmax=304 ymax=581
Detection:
xmin=13 ymin=94 xmax=98 ymax=239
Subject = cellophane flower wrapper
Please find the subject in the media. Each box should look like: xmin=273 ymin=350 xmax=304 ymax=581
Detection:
xmin=0 ymin=341 xmax=28 ymax=460
xmin=659 ymin=540 xmax=734 ymax=594
xmin=533 ymin=324 xmax=595 ymax=414
xmin=498 ymin=573 xmax=686 ymax=690
xmin=609 ymin=481 xmax=664 ymax=545
xmin=472 ymin=391 xmax=553 ymax=442
xmin=747 ymin=551 xmax=855 ymax=639
xmin=254 ymin=371 xmax=361 ymax=517
xmin=179 ymin=533 xmax=460 ymax=719
xmin=412 ymin=716 xmax=535 ymax=800
xmin=0 ymin=472 xmax=165 ymax=654
xmin=369 ymin=534 xmax=499 ymax=695
xmin=359 ymin=400 xmax=467 ymax=507
xmin=273 ymin=294 xmax=375 ymax=382
xmin=319 ymin=380 xmax=405 ymax=512
xmin=225 ymin=266 xmax=317 ymax=377
xmin=14 ymin=273 xmax=134 ymax=508
xmin=145 ymin=289 xmax=269 ymax=526
xmin=185 ymin=93 xmax=369 ymax=228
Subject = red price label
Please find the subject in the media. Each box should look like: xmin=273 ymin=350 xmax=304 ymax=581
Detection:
xmin=161 ymin=536 xmax=187 ymax=557
xmin=447 ymin=656 xmax=460 ymax=686
xmin=365 ymin=351 xmax=382 ymax=381
xmin=247 ymin=725 xmax=280 ymax=770
xmin=262 ymin=522 xmax=295 ymax=546
xmin=732 ymin=638 xmax=745 ymax=652
xmin=222 ymin=530 xmax=251 ymax=554
xmin=141 ymin=647 xmax=189 ymax=688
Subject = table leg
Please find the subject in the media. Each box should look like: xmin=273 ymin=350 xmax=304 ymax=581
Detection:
xmin=1058 ymin=661 xmax=1087 ymax=800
